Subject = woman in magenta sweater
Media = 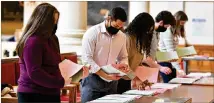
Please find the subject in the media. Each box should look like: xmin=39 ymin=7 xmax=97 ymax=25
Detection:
xmin=16 ymin=3 xmax=65 ymax=103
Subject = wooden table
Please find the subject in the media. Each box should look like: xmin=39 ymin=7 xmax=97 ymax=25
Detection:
xmin=135 ymin=85 xmax=214 ymax=103
xmin=182 ymin=57 xmax=214 ymax=74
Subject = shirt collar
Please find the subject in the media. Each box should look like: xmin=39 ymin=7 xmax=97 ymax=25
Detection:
xmin=101 ymin=21 xmax=107 ymax=33
xmin=100 ymin=20 xmax=120 ymax=38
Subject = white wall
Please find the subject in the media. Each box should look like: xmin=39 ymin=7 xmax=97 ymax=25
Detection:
xmin=149 ymin=1 xmax=183 ymax=19
xmin=149 ymin=1 xmax=214 ymax=45
xmin=185 ymin=2 xmax=214 ymax=45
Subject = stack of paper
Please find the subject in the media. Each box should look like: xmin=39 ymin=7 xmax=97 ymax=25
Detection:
xmin=122 ymin=88 xmax=168 ymax=96
xmin=101 ymin=64 xmax=127 ymax=76
xmin=156 ymin=51 xmax=179 ymax=62
xmin=176 ymin=46 xmax=197 ymax=57
xmin=151 ymin=83 xmax=181 ymax=89
xmin=123 ymin=90 xmax=155 ymax=96
xmin=87 ymin=94 xmax=140 ymax=103
xmin=187 ymin=72 xmax=211 ymax=77
xmin=169 ymin=77 xmax=201 ymax=84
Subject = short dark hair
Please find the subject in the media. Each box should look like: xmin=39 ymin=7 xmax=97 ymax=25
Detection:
xmin=155 ymin=10 xmax=175 ymax=25
xmin=109 ymin=7 xmax=127 ymax=22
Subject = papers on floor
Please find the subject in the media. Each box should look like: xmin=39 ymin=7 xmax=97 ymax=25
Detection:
xmin=156 ymin=51 xmax=179 ymax=62
xmin=134 ymin=66 xmax=159 ymax=83
xmin=176 ymin=46 xmax=197 ymax=57
xmin=87 ymin=94 xmax=140 ymax=103
xmin=59 ymin=59 xmax=84 ymax=81
xmin=187 ymin=72 xmax=211 ymax=77
xmin=151 ymin=83 xmax=181 ymax=89
xmin=169 ymin=77 xmax=201 ymax=84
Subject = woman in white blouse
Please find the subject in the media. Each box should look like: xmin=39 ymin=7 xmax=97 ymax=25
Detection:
xmin=158 ymin=11 xmax=189 ymax=83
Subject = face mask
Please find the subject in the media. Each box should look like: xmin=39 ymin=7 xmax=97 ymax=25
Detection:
xmin=52 ymin=24 xmax=58 ymax=35
xmin=106 ymin=21 xmax=120 ymax=35
xmin=156 ymin=26 xmax=167 ymax=32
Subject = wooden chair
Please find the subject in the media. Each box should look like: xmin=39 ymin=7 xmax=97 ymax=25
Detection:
xmin=1 ymin=85 xmax=78 ymax=103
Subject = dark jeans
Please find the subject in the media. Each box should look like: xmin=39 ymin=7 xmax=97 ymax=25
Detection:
xmin=159 ymin=62 xmax=177 ymax=83
xmin=117 ymin=79 xmax=131 ymax=94
xmin=18 ymin=92 xmax=60 ymax=103
xmin=80 ymin=74 xmax=118 ymax=103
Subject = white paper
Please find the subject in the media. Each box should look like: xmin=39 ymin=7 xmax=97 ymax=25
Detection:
xmin=151 ymin=83 xmax=181 ymax=89
xmin=169 ymin=77 xmax=200 ymax=84
xmin=59 ymin=59 xmax=83 ymax=80
xmin=88 ymin=94 xmax=139 ymax=103
xmin=101 ymin=64 xmax=127 ymax=76
xmin=99 ymin=64 xmax=127 ymax=82
xmin=123 ymin=89 xmax=156 ymax=96
xmin=187 ymin=72 xmax=211 ymax=77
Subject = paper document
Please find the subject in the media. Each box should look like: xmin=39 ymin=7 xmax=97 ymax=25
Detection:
xmin=156 ymin=51 xmax=179 ymax=62
xmin=101 ymin=64 xmax=127 ymax=76
xmin=59 ymin=59 xmax=84 ymax=80
xmin=123 ymin=89 xmax=167 ymax=96
xmin=134 ymin=66 xmax=159 ymax=83
xmin=187 ymin=72 xmax=211 ymax=77
xmin=87 ymin=94 xmax=140 ymax=103
xmin=169 ymin=77 xmax=200 ymax=84
xmin=123 ymin=89 xmax=155 ymax=96
xmin=176 ymin=46 xmax=197 ymax=57
xmin=151 ymin=83 xmax=181 ymax=89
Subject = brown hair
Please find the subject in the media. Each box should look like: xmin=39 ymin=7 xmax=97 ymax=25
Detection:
xmin=16 ymin=3 xmax=60 ymax=58
xmin=171 ymin=11 xmax=188 ymax=38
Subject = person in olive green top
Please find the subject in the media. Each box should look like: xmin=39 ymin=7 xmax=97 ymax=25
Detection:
xmin=117 ymin=12 xmax=172 ymax=94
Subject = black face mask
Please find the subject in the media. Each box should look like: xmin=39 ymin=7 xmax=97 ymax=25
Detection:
xmin=106 ymin=22 xmax=120 ymax=35
xmin=52 ymin=24 xmax=58 ymax=35
xmin=156 ymin=26 xmax=167 ymax=32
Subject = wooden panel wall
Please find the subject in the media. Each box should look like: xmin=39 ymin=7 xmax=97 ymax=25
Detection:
xmin=179 ymin=45 xmax=214 ymax=73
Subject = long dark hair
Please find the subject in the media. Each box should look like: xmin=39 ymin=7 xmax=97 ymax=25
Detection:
xmin=171 ymin=11 xmax=188 ymax=38
xmin=125 ymin=12 xmax=154 ymax=56
xmin=16 ymin=3 xmax=60 ymax=58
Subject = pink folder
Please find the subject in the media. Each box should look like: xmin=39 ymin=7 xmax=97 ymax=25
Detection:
xmin=59 ymin=59 xmax=84 ymax=80
xmin=134 ymin=66 xmax=159 ymax=83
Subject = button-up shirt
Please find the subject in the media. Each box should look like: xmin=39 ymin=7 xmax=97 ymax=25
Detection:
xmin=82 ymin=21 xmax=128 ymax=74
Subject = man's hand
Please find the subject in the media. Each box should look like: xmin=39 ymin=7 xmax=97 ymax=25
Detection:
xmin=96 ymin=70 xmax=122 ymax=81
xmin=176 ymin=69 xmax=186 ymax=77
xmin=64 ymin=78 xmax=72 ymax=86
xmin=159 ymin=66 xmax=172 ymax=75
xmin=168 ymin=59 xmax=178 ymax=62
xmin=112 ymin=64 xmax=130 ymax=73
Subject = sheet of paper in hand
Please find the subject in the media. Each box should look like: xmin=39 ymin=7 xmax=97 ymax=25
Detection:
xmin=176 ymin=46 xmax=197 ymax=57
xmin=101 ymin=64 xmax=127 ymax=76
xmin=59 ymin=59 xmax=84 ymax=80
xmin=156 ymin=51 xmax=179 ymax=62
xmin=134 ymin=66 xmax=159 ymax=83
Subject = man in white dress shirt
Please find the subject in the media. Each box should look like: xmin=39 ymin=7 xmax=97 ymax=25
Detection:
xmin=81 ymin=7 xmax=129 ymax=103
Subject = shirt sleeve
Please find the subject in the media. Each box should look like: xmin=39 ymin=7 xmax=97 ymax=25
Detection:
xmin=23 ymin=40 xmax=64 ymax=89
xmin=81 ymin=27 xmax=101 ymax=73
xmin=159 ymin=27 xmax=176 ymax=51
